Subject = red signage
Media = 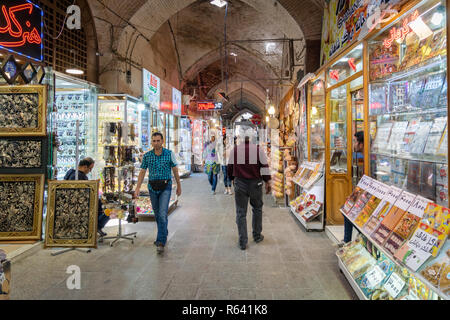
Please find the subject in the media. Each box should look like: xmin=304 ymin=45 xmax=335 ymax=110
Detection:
xmin=383 ymin=10 xmax=419 ymax=49
xmin=0 ymin=1 xmax=43 ymax=61
xmin=329 ymin=69 xmax=340 ymax=82
xmin=348 ymin=57 xmax=356 ymax=72
xmin=197 ymin=101 xmax=216 ymax=111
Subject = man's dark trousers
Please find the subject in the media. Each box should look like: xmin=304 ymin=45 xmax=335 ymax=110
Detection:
xmin=234 ymin=177 xmax=264 ymax=246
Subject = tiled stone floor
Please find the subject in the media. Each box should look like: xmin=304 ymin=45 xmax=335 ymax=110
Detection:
xmin=10 ymin=173 xmax=357 ymax=300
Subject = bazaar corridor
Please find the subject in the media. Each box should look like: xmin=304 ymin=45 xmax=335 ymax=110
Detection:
xmin=9 ymin=174 xmax=356 ymax=300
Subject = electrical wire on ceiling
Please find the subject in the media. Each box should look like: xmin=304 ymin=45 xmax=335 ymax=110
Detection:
xmin=43 ymin=0 xmax=77 ymax=40
xmin=223 ymin=1 xmax=229 ymax=94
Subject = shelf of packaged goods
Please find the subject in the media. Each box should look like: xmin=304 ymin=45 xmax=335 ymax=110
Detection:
xmin=339 ymin=208 xmax=448 ymax=300
xmin=289 ymin=206 xmax=323 ymax=231
xmin=337 ymin=254 xmax=369 ymax=300
xmin=370 ymin=152 xmax=447 ymax=165
xmin=371 ymin=55 xmax=447 ymax=84
xmin=369 ymin=106 xmax=447 ymax=118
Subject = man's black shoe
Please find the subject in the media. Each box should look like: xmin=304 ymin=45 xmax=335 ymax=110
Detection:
xmin=254 ymin=234 xmax=264 ymax=243
xmin=239 ymin=243 xmax=247 ymax=250
xmin=98 ymin=229 xmax=107 ymax=237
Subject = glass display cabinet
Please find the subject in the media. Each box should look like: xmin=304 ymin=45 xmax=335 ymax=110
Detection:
xmin=48 ymin=71 xmax=98 ymax=180
xmin=309 ymin=72 xmax=326 ymax=162
xmin=96 ymin=94 xmax=141 ymax=194
xmin=178 ymin=117 xmax=192 ymax=177
xmin=368 ymin=0 xmax=448 ymax=206
xmin=140 ymin=103 xmax=150 ymax=152
xmin=325 ymin=43 xmax=364 ymax=225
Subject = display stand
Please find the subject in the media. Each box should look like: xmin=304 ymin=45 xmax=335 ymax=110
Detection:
xmin=100 ymin=217 xmax=136 ymax=247
xmin=51 ymin=120 xmax=91 ymax=256
xmin=99 ymin=114 xmax=138 ymax=247
xmin=290 ymin=161 xmax=325 ymax=231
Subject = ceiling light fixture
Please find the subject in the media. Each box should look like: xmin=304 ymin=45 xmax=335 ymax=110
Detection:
xmin=230 ymin=52 xmax=237 ymax=57
xmin=265 ymin=42 xmax=275 ymax=52
xmin=210 ymin=0 xmax=227 ymax=8
xmin=268 ymin=105 xmax=275 ymax=115
xmin=66 ymin=68 xmax=84 ymax=75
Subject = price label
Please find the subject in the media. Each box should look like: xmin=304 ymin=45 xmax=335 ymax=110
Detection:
xmin=385 ymin=186 xmax=402 ymax=204
xmin=408 ymin=196 xmax=431 ymax=218
xmin=365 ymin=265 xmax=386 ymax=288
xmin=383 ymin=272 xmax=405 ymax=299
xmin=395 ymin=192 xmax=416 ymax=211
xmin=358 ymin=175 xmax=371 ymax=190
xmin=408 ymin=228 xmax=438 ymax=254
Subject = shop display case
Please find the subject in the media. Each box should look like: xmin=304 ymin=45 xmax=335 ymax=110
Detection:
xmin=338 ymin=174 xmax=448 ymax=300
xmin=368 ymin=0 xmax=448 ymax=207
xmin=49 ymin=72 xmax=98 ymax=180
xmin=309 ymin=73 xmax=326 ymax=162
xmin=166 ymin=114 xmax=177 ymax=151
xmin=177 ymin=117 xmax=192 ymax=177
xmin=192 ymin=119 xmax=208 ymax=171
xmin=96 ymin=94 xmax=141 ymax=194
xmin=140 ymin=104 xmax=150 ymax=152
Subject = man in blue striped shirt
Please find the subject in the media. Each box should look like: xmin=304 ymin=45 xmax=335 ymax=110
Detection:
xmin=134 ymin=132 xmax=182 ymax=254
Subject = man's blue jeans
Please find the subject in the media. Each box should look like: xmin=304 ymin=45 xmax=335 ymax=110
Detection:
xmin=149 ymin=183 xmax=172 ymax=246
xmin=222 ymin=165 xmax=231 ymax=187
xmin=208 ymin=171 xmax=218 ymax=192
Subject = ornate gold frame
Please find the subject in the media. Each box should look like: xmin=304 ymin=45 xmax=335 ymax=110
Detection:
xmin=0 ymin=85 xmax=47 ymax=136
xmin=45 ymin=180 xmax=99 ymax=248
xmin=0 ymin=174 xmax=44 ymax=241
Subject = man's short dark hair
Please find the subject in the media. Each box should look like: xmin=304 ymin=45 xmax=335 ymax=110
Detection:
xmin=354 ymin=131 xmax=364 ymax=144
xmin=79 ymin=157 xmax=95 ymax=167
xmin=152 ymin=132 xmax=164 ymax=140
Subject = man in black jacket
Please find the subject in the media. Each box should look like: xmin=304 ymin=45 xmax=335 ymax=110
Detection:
xmin=64 ymin=157 xmax=110 ymax=236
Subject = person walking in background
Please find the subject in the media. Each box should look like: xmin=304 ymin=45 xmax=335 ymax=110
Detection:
xmin=134 ymin=132 xmax=182 ymax=254
xmin=203 ymin=135 xmax=220 ymax=195
xmin=227 ymin=129 xmax=271 ymax=250
xmin=218 ymin=136 xmax=233 ymax=195
xmin=64 ymin=157 xmax=110 ymax=237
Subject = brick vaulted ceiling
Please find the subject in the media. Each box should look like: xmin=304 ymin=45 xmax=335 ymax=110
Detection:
xmin=88 ymin=0 xmax=324 ymax=116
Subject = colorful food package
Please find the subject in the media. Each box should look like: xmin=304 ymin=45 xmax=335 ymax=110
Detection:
xmin=417 ymin=242 xmax=449 ymax=293
xmin=420 ymin=202 xmax=450 ymax=256
xmin=341 ymin=187 xmax=364 ymax=215
xmin=371 ymin=191 xmax=416 ymax=246
xmin=383 ymin=196 xmax=431 ymax=256
xmin=356 ymin=252 xmax=395 ymax=299
xmin=364 ymin=186 xmax=403 ymax=235
xmin=304 ymin=162 xmax=324 ymax=189
xmin=347 ymin=190 xmax=373 ymax=221
xmin=353 ymin=180 xmax=388 ymax=228
xmin=302 ymin=202 xmax=323 ymax=222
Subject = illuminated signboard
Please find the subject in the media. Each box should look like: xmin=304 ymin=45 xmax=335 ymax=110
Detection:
xmin=198 ymin=101 xmax=222 ymax=111
xmin=0 ymin=0 xmax=43 ymax=62
xmin=142 ymin=68 xmax=160 ymax=109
